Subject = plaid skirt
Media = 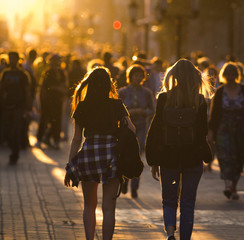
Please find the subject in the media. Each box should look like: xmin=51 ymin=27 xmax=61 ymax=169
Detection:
xmin=65 ymin=135 xmax=118 ymax=186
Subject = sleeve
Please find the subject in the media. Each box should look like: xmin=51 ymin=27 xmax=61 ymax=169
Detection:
xmin=72 ymin=102 xmax=85 ymax=127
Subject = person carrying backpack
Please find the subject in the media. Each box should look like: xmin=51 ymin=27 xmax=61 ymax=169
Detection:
xmin=145 ymin=59 xmax=212 ymax=240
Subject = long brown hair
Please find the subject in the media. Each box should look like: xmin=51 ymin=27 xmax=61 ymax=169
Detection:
xmin=72 ymin=66 xmax=118 ymax=113
xmin=161 ymin=59 xmax=210 ymax=109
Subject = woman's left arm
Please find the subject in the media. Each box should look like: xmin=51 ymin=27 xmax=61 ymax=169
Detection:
xmin=68 ymin=120 xmax=83 ymax=162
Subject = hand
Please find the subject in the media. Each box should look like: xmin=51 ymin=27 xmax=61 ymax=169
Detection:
xmin=151 ymin=165 xmax=160 ymax=181
xmin=64 ymin=173 xmax=71 ymax=187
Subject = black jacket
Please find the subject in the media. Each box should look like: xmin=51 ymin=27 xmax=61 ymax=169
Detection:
xmin=145 ymin=93 xmax=211 ymax=169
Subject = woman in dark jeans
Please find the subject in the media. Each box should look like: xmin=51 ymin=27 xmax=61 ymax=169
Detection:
xmin=64 ymin=67 xmax=135 ymax=240
xmin=146 ymin=59 xmax=211 ymax=240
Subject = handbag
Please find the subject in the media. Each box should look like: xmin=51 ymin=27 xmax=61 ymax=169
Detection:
xmin=116 ymin=117 xmax=144 ymax=179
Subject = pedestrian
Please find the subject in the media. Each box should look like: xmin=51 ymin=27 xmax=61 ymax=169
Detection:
xmin=144 ymin=57 xmax=165 ymax=98
xmin=64 ymin=67 xmax=135 ymax=240
xmin=118 ymin=64 xmax=155 ymax=198
xmin=35 ymin=54 xmax=67 ymax=149
xmin=61 ymin=58 xmax=85 ymax=142
xmin=102 ymin=51 xmax=119 ymax=80
xmin=208 ymin=62 xmax=244 ymax=200
xmin=0 ymin=51 xmax=31 ymax=164
xmin=146 ymin=59 xmax=212 ymax=240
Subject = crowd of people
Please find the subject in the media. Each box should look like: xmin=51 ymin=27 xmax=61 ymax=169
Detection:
xmin=0 ymin=47 xmax=243 ymax=240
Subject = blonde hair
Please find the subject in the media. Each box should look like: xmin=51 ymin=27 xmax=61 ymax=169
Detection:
xmin=72 ymin=66 xmax=118 ymax=114
xmin=161 ymin=59 xmax=211 ymax=109
xmin=219 ymin=62 xmax=241 ymax=84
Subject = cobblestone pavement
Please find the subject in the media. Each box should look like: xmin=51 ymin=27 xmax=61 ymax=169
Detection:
xmin=0 ymin=127 xmax=243 ymax=240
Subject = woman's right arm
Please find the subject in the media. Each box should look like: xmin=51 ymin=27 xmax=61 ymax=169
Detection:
xmin=68 ymin=120 xmax=83 ymax=162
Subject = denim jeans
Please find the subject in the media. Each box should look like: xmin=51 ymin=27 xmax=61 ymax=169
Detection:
xmin=160 ymin=163 xmax=203 ymax=240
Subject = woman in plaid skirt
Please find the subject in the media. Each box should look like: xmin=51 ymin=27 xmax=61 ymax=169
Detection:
xmin=64 ymin=66 xmax=135 ymax=240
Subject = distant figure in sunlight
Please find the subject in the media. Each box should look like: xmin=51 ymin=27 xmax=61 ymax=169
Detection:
xmin=102 ymin=51 xmax=119 ymax=80
xmin=64 ymin=67 xmax=135 ymax=240
xmin=35 ymin=54 xmax=67 ymax=149
xmin=118 ymin=64 xmax=155 ymax=198
xmin=208 ymin=62 xmax=244 ymax=200
xmin=146 ymin=59 xmax=212 ymax=240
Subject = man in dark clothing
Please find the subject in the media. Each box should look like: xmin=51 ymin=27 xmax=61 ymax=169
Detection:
xmin=35 ymin=54 xmax=67 ymax=149
xmin=0 ymin=51 xmax=31 ymax=164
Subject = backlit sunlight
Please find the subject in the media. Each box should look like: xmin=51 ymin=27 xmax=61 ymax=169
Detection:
xmin=29 ymin=135 xmax=59 ymax=165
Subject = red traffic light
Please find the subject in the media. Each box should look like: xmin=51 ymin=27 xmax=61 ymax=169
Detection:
xmin=113 ymin=20 xmax=122 ymax=30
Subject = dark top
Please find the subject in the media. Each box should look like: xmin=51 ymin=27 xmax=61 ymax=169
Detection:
xmin=145 ymin=92 xmax=209 ymax=169
xmin=0 ymin=67 xmax=31 ymax=110
xmin=40 ymin=68 xmax=67 ymax=103
xmin=72 ymin=98 xmax=128 ymax=137
xmin=208 ymin=84 xmax=244 ymax=140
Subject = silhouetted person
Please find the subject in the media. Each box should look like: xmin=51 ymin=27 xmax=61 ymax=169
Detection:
xmin=0 ymin=51 xmax=31 ymax=164
xmin=64 ymin=67 xmax=135 ymax=240
xmin=146 ymin=59 xmax=212 ymax=240
xmin=103 ymin=51 xmax=119 ymax=80
xmin=208 ymin=62 xmax=244 ymax=200
xmin=35 ymin=54 xmax=67 ymax=149
xmin=115 ymin=56 xmax=129 ymax=89
xmin=61 ymin=58 xmax=85 ymax=141
xmin=118 ymin=64 xmax=155 ymax=198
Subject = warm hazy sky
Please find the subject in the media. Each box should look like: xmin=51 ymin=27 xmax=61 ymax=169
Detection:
xmin=0 ymin=0 xmax=77 ymax=36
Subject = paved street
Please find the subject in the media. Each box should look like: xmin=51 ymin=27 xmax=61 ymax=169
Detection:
xmin=0 ymin=123 xmax=244 ymax=240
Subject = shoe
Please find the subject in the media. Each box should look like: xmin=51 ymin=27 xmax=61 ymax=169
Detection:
xmin=131 ymin=189 xmax=138 ymax=198
xmin=167 ymin=236 xmax=176 ymax=240
xmin=121 ymin=182 xmax=128 ymax=194
xmin=43 ymin=138 xmax=52 ymax=147
xmin=231 ymin=191 xmax=240 ymax=200
xmin=9 ymin=155 xmax=18 ymax=165
xmin=223 ymin=188 xmax=232 ymax=199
